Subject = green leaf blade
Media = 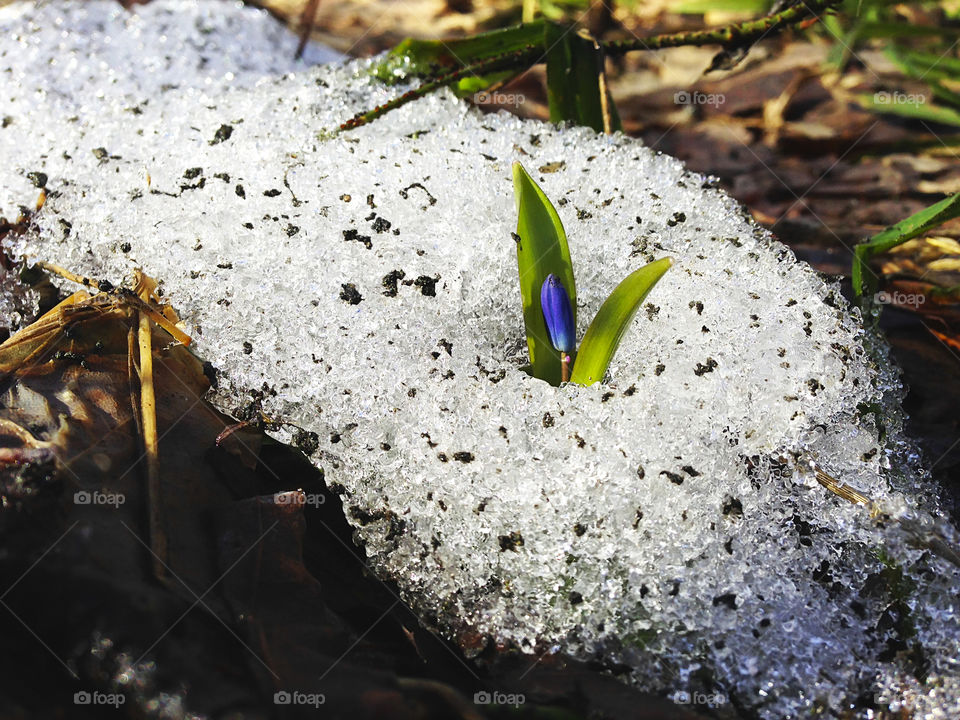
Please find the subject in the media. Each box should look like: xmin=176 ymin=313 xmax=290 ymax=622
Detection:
xmin=513 ymin=162 xmax=577 ymax=386
xmin=852 ymin=192 xmax=960 ymax=296
xmin=855 ymin=92 xmax=960 ymax=128
xmin=855 ymin=22 xmax=960 ymax=39
xmin=544 ymin=23 xmax=621 ymax=133
xmin=672 ymin=0 xmax=770 ymax=14
xmin=570 ymin=257 xmax=673 ymax=386
xmin=885 ymin=45 xmax=960 ymax=82
xmin=370 ymin=22 xmax=545 ymax=88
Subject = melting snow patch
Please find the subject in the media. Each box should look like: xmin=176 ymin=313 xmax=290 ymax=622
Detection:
xmin=1 ymin=2 xmax=958 ymax=717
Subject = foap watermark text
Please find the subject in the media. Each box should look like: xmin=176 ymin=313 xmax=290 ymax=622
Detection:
xmin=474 ymin=91 xmax=525 ymax=107
xmin=674 ymin=90 xmax=725 ymax=108
xmin=672 ymin=690 xmax=728 ymax=708
xmin=874 ymin=290 xmax=926 ymax=309
xmin=74 ymin=490 xmax=125 ymax=507
xmin=273 ymin=690 xmax=325 ymax=707
xmin=474 ymin=690 xmax=525 ymax=708
xmin=275 ymin=491 xmax=325 ymax=507
xmin=74 ymin=691 xmax=125 ymax=707
xmin=874 ymin=90 xmax=925 ymax=105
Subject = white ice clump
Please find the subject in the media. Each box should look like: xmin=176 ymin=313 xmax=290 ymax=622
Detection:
xmin=0 ymin=265 xmax=38 ymax=333
xmin=2 ymin=2 xmax=959 ymax=717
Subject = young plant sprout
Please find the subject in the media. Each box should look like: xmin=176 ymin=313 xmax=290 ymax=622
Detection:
xmin=513 ymin=162 xmax=672 ymax=386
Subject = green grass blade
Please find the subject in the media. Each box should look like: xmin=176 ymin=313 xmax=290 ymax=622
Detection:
xmin=930 ymin=82 xmax=960 ymax=111
xmin=881 ymin=46 xmax=960 ymax=110
xmin=854 ymin=93 xmax=960 ymax=128
xmin=513 ymin=162 xmax=577 ymax=386
xmin=855 ymin=22 xmax=960 ymax=39
xmin=672 ymin=0 xmax=770 ymax=14
xmin=885 ymin=46 xmax=960 ymax=82
xmin=544 ymin=23 xmax=621 ymax=133
xmin=370 ymin=22 xmax=545 ymax=87
xmin=455 ymin=70 xmax=519 ymax=96
xmin=852 ymin=192 xmax=960 ymax=296
xmin=823 ymin=17 xmax=861 ymax=72
xmin=544 ymin=23 xmax=578 ymax=125
xmin=570 ymin=258 xmax=672 ymax=386
xmin=572 ymin=31 xmax=621 ymax=133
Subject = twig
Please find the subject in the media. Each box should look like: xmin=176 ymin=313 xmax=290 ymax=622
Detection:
xmin=602 ymin=0 xmax=840 ymax=55
xmin=340 ymin=46 xmax=540 ymax=130
xmin=295 ymin=0 xmax=321 ymax=61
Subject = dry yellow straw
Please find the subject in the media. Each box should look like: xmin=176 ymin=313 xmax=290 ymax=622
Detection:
xmin=135 ymin=272 xmax=166 ymax=579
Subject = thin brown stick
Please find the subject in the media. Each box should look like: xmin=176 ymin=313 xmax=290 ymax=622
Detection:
xmin=127 ymin=296 xmax=192 ymax=347
xmin=602 ymin=0 xmax=839 ymax=56
xmin=36 ymin=261 xmax=191 ymax=345
xmin=35 ymin=261 xmax=95 ymax=289
xmin=216 ymin=419 xmax=257 ymax=446
xmin=138 ymin=303 xmax=165 ymax=580
xmin=814 ymin=467 xmax=872 ymax=507
xmin=137 ymin=300 xmax=167 ymax=579
xmin=592 ymin=35 xmax=613 ymax=135
xmin=132 ymin=271 xmax=166 ymax=581
xmin=295 ymin=0 xmax=321 ymax=60
xmin=128 ymin=322 xmax=143 ymax=439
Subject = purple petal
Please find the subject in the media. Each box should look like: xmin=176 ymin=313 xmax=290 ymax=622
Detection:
xmin=541 ymin=274 xmax=575 ymax=353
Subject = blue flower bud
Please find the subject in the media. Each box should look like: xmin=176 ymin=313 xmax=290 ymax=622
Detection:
xmin=541 ymin=274 xmax=575 ymax=353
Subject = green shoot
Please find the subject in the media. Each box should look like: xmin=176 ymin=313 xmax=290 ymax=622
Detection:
xmin=512 ymin=162 xmax=671 ymax=387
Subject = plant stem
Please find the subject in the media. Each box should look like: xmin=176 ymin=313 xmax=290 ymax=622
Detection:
xmin=522 ymin=0 xmax=537 ymax=24
xmin=341 ymin=47 xmax=540 ymax=131
xmin=602 ymin=0 xmax=840 ymax=56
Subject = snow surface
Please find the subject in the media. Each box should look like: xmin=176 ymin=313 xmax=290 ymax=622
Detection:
xmin=1 ymin=2 xmax=959 ymax=717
